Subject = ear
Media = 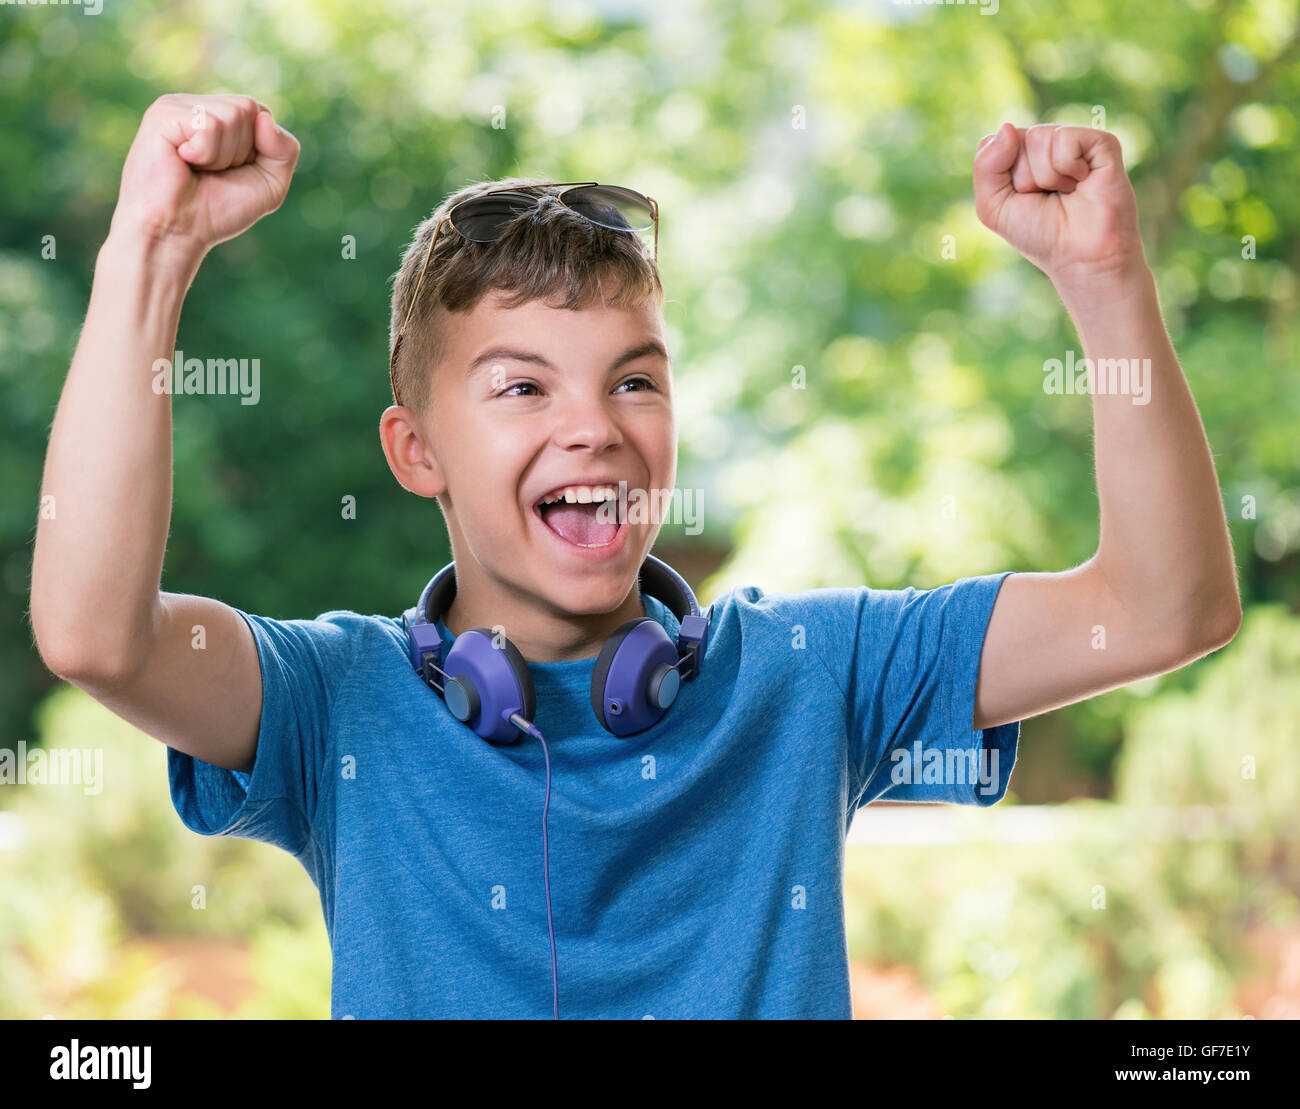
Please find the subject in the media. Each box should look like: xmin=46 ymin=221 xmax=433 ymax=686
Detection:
xmin=379 ymin=405 xmax=447 ymax=497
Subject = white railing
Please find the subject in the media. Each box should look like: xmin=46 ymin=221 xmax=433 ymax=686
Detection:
xmin=848 ymin=802 xmax=1273 ymax=845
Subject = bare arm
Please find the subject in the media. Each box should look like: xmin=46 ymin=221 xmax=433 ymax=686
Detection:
xmin=967 ymin=124 xmax=1241 ymax=730
xmin=29 ymin=93 xmax=300 ymax=773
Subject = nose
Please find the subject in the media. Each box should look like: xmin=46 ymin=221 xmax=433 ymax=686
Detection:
xmin=550 ymin=388 xmax=624 ymax=453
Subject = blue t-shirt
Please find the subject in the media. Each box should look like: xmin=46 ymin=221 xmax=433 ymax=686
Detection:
xmin=167 ymin=570 xmax=1020 ymax=1018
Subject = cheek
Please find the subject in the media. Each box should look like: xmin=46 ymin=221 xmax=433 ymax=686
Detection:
xmin=646 ymin=428 xmax=677 ymax=484
xmin=462 ymin=457 xmax=531 ymax=538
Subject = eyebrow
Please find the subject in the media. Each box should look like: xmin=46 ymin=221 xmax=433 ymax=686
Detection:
xmin=467 ymin=339 xmax=670 ymax=378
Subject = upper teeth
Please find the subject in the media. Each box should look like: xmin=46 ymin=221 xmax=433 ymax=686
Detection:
xmin=538 ymin=484 xmax=618 ymax=506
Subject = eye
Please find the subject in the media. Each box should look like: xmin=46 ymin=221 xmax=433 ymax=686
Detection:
xmin=497 ymin=381 xmax=541 ymax=398
xmin=493 ymin=376 xmax=659 ymax=399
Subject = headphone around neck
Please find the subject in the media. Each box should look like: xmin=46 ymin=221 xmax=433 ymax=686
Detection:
xmin=401 ymin=553 xmax=712 ymax=743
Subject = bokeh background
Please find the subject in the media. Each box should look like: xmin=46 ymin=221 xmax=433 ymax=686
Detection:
xmin=3 ymin=0 xmax=1298 ymax=1018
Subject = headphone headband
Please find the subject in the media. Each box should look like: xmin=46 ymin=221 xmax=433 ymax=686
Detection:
xmin=414 ymin=553 xmax=701 ymax=631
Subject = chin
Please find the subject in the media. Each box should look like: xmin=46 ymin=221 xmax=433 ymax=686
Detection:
xmin=548 ymin=575 xmax=634 ymax=613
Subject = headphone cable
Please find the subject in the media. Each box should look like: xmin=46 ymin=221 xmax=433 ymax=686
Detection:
xmin=513 ymin=714 xmax=559 ymax=1019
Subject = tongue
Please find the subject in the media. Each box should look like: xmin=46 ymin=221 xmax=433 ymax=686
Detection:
xmin=541 ymin=501 xmax=619 ymax=546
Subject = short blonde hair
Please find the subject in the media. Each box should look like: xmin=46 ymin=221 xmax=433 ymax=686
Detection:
xmin=387 ymin=177 xmax=664 ymax=414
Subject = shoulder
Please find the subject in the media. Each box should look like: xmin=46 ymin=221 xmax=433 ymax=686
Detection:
xmin=711 ymin=574 xmax=1012 ymax=635
xmin=236 ymin=607 xmax=408 ymax=675
xmin=699 ymin=580 xmax=950 ymax=696
xmin=311 ymin=608 xmax=410 ymax=659
xmin=703 ymin=580 xmax=914 ymax=637
xmin=699 ymin=581 xmax=896 ymax=663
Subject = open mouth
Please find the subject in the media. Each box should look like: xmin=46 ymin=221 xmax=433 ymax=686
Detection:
xmin=531 ymin=487 xmax=625 ymax=549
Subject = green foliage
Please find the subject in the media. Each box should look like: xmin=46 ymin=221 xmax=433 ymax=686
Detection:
xmin=848 ymin=814 xmax=1263 ymax=1019
xmin=0 ymin=685 xmax=328 ymax=1018
xmin=1117 ymin=605 xmax=1300 ymax=822
xmin=847 ymin=607 xmax=1300 ymax=1018
xmin=5 ymin=1 xmax=1295 ymax=792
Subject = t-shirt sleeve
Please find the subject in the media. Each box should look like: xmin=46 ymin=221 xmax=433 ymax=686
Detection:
xmin=166 ymin=608 xmax=359 ymax=859
xmin=787 ymin=571 xmax=1020 ymax=809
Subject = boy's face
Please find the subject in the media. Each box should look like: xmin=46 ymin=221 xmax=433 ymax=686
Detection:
xmin=384 ymin=289 xmax=677 ymax=621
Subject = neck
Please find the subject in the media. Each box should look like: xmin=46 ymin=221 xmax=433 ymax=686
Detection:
xmin=442 ymin=562 xmax=648 ymax=663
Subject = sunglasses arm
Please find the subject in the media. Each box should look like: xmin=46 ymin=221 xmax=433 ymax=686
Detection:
xmin=390 ymin=215 xmax=448 ymax=405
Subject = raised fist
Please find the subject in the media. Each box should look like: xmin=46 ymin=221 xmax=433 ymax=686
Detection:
xmin=111 ymin=93 xmax=300 ymax=257
xmin=973 ymin=122 xmax=1145 ymax=287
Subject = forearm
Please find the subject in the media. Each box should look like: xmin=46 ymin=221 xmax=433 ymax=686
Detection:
xmin=30 ymin=230 xmax=204 ymax=676
xmin=1055 ymin=263 xmax=1241 ymax=638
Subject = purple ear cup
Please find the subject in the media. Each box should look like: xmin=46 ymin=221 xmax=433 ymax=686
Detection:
xmin=589 ymin=618 xmax=681 ymax=736
xmin=440 ymin=628 xmax=537 ymax=745
xmin=586 ymin=556 xmax=709 ymax=737
xmin=404 ymin=553 xmax=711 ymax=741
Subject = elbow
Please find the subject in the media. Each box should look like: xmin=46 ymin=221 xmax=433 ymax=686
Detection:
xmin=1203 ymin=596 xmax=1243 ymax=652
xmin=31 ymin=613 xmax=144 ymax=691
xmin=35 ymin=637 xmax=134 ymax=690
xmin=29 ymin=601 xmax=78 ymax=683
xmin=30 ymin=587 xmax=156 ymax=690
xmin=1167 ymin=588 xmax=1242 ymax=663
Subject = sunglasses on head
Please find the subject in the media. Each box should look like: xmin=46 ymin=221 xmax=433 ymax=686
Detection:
xmin=389 ymin=181 xmax=659 ymax=406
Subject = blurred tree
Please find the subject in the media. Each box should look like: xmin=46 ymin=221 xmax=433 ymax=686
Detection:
xmin=2 ymin=0 xmax=1295 ymax=798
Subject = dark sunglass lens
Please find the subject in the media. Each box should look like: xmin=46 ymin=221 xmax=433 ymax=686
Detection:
xmin=450 ymin=192 xmax=540 ymax=242
xmin=563 ymin=185 xmax=653 ymax=233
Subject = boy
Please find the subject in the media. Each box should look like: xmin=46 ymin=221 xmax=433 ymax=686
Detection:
xmin=30 ymin=95 xmax=1241 ymax=1019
